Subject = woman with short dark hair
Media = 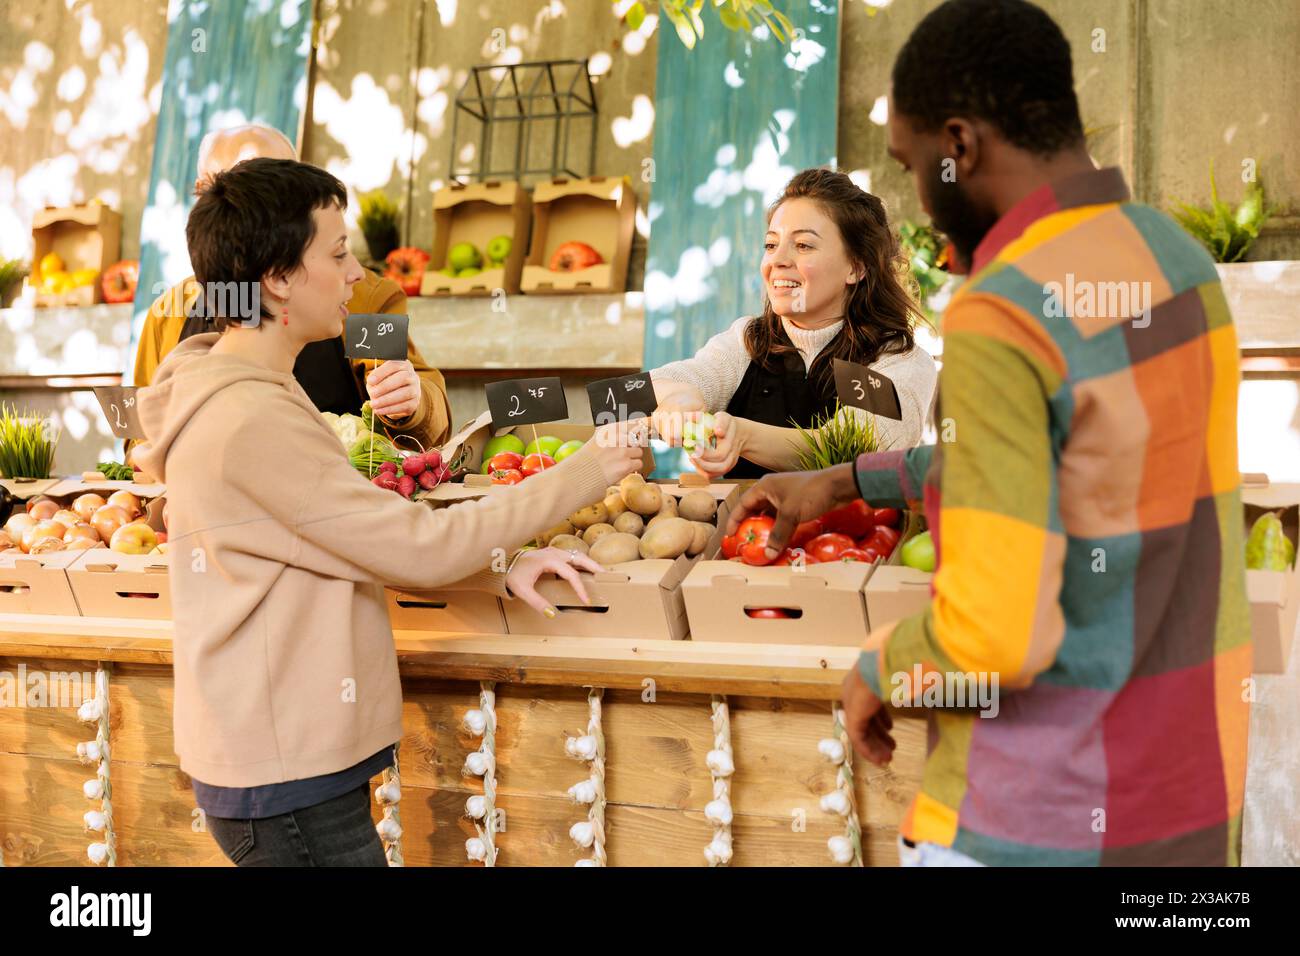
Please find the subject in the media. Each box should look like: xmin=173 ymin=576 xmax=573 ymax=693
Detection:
xmin=135 ymin=158 xmax=644 ymax=866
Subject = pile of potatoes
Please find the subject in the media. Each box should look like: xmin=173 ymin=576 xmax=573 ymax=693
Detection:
xmin=537 ymin=475 xmax=719 ymax=566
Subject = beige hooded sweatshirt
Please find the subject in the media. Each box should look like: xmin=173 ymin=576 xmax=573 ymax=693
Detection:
xmin=135 ymin=333 xmax=610 ymax=788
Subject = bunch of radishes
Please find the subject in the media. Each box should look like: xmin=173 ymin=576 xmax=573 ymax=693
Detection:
xmin=371 ymin=449 xmax=450 ymax=499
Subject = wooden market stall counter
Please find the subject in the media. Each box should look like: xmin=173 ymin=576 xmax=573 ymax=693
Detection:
xmin=0 ymin=612 xmax=924 ymax=868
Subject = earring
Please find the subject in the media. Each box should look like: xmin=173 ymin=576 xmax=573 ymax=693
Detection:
xmin=281 ymin=307 xmax=289 ymax=326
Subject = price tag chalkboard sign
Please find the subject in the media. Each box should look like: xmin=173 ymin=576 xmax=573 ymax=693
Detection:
xmin=586 ymin=372 xmax=656 ymax=424
xmin=485 ymin=376 xmax=568 ymax=428
xmin=93 ymin=386 xmax=146 ymax=439
xmin=344 ymin=313 xmax=409 ymax=361
xmin=832 ymin=358 xmax=903 ymax=421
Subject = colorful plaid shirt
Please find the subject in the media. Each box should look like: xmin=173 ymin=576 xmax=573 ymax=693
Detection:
xmin=855 ymin=167 xmax=1251 ymax=866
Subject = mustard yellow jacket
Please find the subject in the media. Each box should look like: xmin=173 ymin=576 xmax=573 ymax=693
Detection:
xmin=133 ymin=269 xmax=452 ymax=449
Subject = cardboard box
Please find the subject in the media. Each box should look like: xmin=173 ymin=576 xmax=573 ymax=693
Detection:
xmin=0 ymin=549 xmax=85 ymax=615
xmin=863 ymin=510 xmax=932 ymax=629
xmin=1 ymin=478 xmax=62 ymax=501
xmin=385 ymin=587 xmax=506 ymax=634
xmin=30 ymin=202 xmax=122 ymax=308
xmin=66 ymin=549 xmax=170 ymax=620
xmin=682 ymin=559 xmax=874 ymax=646
xmin=520 ymin=176 xmax=636 ymax=294
xmin=1241 ymin=479 xmax=1299 ymax=674
xmin=430 ymin=410 xmax=654 ymax=492
xmin=420 ymin=181 xmax=531 ymax=297
xmin=501 ymin=480 xmax=739 ymax=640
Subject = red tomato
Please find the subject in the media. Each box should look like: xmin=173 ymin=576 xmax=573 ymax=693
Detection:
xmin=720 ymin=533 xmax=740 ymax=559
xmin=738 ymin=515 xmax=777 ymax=566
xmin=490 ymin=468 xmax=524 ymax=485
xmin=487 ymin=452 xmax=524 ymax=473
xmin=771 ymin=547 xmax=819 ymax=566
xmin=520 ymin=453 xmax=556 ymax=478
xmin=837 ymin=547 xmax=874 ymax=563
xmin=789 ymin=518 xmax=824 ymax=549
xmin=861 ymin=525 xmax=901 ymax=557
xmin=820 ymin=500 xmax=876 ymax=537
xmin=806 ymin=532 xmax=856 ymax=563
xmin=745 ymin=608 xmax=792 ymax=619
xmin=872 ymin=507 xmax=901 ymax=529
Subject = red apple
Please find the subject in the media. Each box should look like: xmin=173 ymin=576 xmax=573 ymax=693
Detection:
xmin=548 ymin=241 xmax=603 ymax=272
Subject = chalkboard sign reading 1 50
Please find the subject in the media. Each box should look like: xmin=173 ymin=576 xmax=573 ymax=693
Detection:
xmin=587 ymin=372 xmax=657 ymax=424
xmin=484 ymin=376 xmax=569 ymax=428
xmin=344 ymin=313 xmax=409 ymax=361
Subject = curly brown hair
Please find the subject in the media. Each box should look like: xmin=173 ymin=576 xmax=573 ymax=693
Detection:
xmin=745 ymin=168 xmax=923 ymax=392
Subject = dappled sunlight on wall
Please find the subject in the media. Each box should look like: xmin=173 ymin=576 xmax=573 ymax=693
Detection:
xmin=0 ymin=2 xmax=167 ymax=263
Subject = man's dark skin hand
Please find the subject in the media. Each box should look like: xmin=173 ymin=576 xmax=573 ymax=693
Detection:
xmin=725 ymin=461 xmax=899 ymax=763
xmin=724 ymin=462 xmax=863 ymax=560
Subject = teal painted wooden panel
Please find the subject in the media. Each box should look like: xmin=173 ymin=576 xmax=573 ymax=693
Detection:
xmin=642 ymin=1 xmax=841 ymax=474
xmin=126 ymin=0 xmax=314 ymax=383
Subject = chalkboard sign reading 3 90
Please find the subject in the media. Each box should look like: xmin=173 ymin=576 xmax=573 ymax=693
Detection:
xmin=832 ymin=358 xmax=903 ymax=421
xmin=485 ymin=376 xmax=569 ymax=428
xmin=344 ymin=313 xmax=409 ymax=361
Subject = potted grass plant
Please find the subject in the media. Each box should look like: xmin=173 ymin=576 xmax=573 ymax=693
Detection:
xmin=1172 ymin=167 xmax=1298 ymax=342
xmin=793 ymin=402 xmax=882 ymax=470
xmin=0 ymin=404 xmax=60 ymax=479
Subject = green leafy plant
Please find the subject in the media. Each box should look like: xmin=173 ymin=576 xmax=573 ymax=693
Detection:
xmin=1172 ymin=166 xmax=1274 ymax=263
xmin=0 ymin=404 xmax=59 ymax=479
xmin=620 ymin=1 xmax=794 ymax=49
xmin=793 ymin=402 xmax=880 ymax=470
xmin=0 ymin=257 xmax=28 ymax=307
xmin=898 ymin=220 xmax=950 ymax=323
xmin=358 ymin=190 xmax=400 ymax=265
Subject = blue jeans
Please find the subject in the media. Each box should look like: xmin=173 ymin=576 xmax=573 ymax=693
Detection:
xmin=898 ymin=836 xmax=986 ymax=867
xmin=206 ymin=783 xmax=388 ymax=867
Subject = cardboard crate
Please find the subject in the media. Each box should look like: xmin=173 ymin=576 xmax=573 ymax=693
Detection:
xmin=520 ymin=176 xmax=635 ymax=294
xmin=66 ymin=549 xmax=170 ymax=620
xmin=682 ymin=559 xmax=874 ymax=646
xmin=864 ymin=510 xmax=932 ymax=629
xmin=429 ymin=410 xmax=654 ymax=493
xmin=1241 ymin=477 xmax=1299 ymax=674
xmin=30 ymin=202 xmax=122 ymax=308
xmin=501 ymin=480 xmax=738 ymax=640
xmin=0 ymin=550 xmax=85 ymax=615
xmin=1 ymin=478 xmax=62 ymax=501
xmin=385 ymin=587 xmax=506 ymax=634
xmin=421 ymin=181 xmax=532 ymax=297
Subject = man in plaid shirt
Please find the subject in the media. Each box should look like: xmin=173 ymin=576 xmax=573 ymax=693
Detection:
xmin=726 ymin=0 xmax=1250 ymax=866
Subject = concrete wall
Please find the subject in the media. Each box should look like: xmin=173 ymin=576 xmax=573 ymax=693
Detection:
xmin=4 ymin=1 xmax=1297 ymax=274
xmin=838 ymin=0 xmax=1300 ymax=260
xmin=303 ymin=0 xmax=659 ymax=286
xmin=0 ymin=0 xmax=168 ymax=264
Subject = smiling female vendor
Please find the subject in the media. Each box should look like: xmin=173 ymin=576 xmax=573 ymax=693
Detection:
xmin=650 ymin=168 xmax=937 ymax=478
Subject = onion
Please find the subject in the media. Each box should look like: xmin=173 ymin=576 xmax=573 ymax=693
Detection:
xmin=72 ymin=493 xmax=107 ymax=521
xmin=52 ymin=509 xmax=82 ymax=529
xmin=22 ymin=520 xmax=65 ymax=553
xmin=107 ymin=491 xmax=142 ymax=519
xmin=27 ymin=498 xmax=58 ymax=520
xmin=90 ymin=506 xmax=130 ymax=544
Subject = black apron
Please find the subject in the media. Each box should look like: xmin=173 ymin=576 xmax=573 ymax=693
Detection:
xmin=178 ymin=309 xmax=364 ymax=417
xmin=723 ymin=340 xmax=838 ymax=479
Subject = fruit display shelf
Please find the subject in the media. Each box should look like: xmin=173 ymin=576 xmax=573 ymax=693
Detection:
xmin=0 ymin=611 xmax=926 ymax=867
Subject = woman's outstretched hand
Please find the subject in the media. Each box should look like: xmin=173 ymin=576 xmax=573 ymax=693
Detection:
xmin=505 ymin=546 xmax=605 ymax=618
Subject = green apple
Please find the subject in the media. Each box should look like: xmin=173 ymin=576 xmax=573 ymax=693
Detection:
xmin=900 ymin=531 xmax=936 ymax=572
xmin=486 ymin=235 xmax=512 ymax=264
xmin=480 ymin=434 xmax=526 ymax=473
xmin=448 ymin=241 xmax=482 ymax=272
xmin=553 ymin=439 xmax=584 ymax=462
xmin=524 ymin=435 xmax=564 ymax=458
xmin=457 ymin=267 xmax=481 ymax=278
xmin=439 ymin=267 xmax=456 ymax=277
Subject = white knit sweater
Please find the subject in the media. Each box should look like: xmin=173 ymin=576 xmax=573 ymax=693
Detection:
xmin=650 ymin=315 xmax=938 ymax=451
